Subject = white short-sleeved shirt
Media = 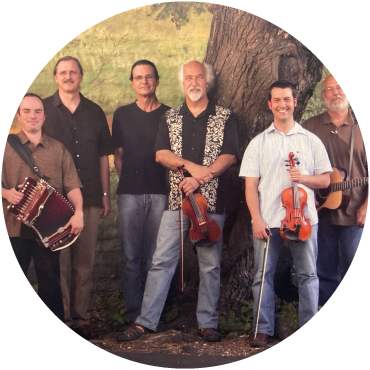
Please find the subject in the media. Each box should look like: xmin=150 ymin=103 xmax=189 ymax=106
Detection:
xmin=239 ymin=122 xmax=332 ymax=227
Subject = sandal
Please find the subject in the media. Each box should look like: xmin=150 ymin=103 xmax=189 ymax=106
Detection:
xmin=116 ymin=323 xmax=151 ymax=342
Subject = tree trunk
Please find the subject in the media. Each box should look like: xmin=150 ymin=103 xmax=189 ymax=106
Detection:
xmin=203 ymin=4 xmax=323 ymax=314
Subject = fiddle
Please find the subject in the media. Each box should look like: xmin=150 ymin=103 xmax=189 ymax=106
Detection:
xmin=177 ymin=165 xmax=221 ymax=247
xmin=280 ymin=152 xmax=312 ymax=242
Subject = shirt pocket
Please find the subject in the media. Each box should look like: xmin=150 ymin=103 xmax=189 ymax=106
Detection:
xmin=297 ymin=152 xmax=315 ymax=176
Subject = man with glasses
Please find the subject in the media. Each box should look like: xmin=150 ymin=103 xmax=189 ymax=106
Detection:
xmin=117 ymin=60 xmax=238 ymax=343
xmin=112 ymin=60 xmax=170 ymax=323
xmin=43 ymin=56 xmax=114 ymax=339
xmin=302 ymin=75 xmax=368 ymax=305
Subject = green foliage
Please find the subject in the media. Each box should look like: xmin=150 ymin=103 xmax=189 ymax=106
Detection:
xmin=94 ymin=291 xmax=131 ymax=331
xmin=301 ymin=66 xmax=331 ymax=122
xmin=161 ymin=303 xmax=181 ymax=323
xmin=23 ymin=5 xmax=212 ymax=120
xmin=218 ymin=299 xmax=254 ymax=335
xmin=151 ymin=2 xmax=208 ymax=29
xmin=276 ymin=301 xmax=299 ymax=331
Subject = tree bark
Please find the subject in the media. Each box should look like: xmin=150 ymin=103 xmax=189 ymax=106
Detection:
xmin=203 ymin=4 xmax=323 ymax=313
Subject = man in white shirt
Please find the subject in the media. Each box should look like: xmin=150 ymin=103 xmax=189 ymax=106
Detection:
xmin=239 ymin=80 xmax=332 ymax=347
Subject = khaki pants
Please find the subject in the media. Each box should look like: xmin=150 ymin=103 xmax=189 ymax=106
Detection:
xmin=60 ymin=206 xmax=101 ymax=328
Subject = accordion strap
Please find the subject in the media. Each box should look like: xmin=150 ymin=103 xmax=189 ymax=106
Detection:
xmin=7 ymin=134 xmax=50 ymax=182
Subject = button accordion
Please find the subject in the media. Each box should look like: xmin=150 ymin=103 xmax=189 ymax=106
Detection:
xmin=7 ymin=177 xmax=80 ymax=251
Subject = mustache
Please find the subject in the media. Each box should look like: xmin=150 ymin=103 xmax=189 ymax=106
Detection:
xmin=64 ymin=79 xmax=74 ymax=84
xmin=331 ymin=94 xmax=343 ymax=102
xmin=188 ymin=86 xmax=202 ymax=92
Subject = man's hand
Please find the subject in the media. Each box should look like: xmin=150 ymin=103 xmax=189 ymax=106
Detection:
xmin=101 ymin=196 xmax=111 ymax=218
xmin=64 ymin=211 xmax=84 ymax=235
xmin=357 ymin=203 xmax=367 ymax=227
xmin=179 ymin=177 xmax=200 ymax=197
xmin=187 ymin=164 xmax=214 ymax=184
xmin=2 ymin=185 xmax=24 ymax=205
xmin=287 ymin=168 xmax=302 ymax=183
xmin=252 ymin=217 xmax=271 ymax=240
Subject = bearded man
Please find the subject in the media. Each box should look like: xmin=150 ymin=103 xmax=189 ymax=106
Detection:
xmin=116 ymin=60 xmax=239 ymax=343
xmin=302 ymin=75 xmax=368 ymax=305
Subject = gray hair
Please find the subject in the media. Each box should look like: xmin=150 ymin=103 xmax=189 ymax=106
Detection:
xmin=177 ymin=62 xmax=215 ymax=94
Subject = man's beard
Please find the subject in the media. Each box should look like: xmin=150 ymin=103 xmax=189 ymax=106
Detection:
xmin=324 ymin=94 xmax=349 ymax=112
xmin=188 ymin=86 xmax=203 ymax=102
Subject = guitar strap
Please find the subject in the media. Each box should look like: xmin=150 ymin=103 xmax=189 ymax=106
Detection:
xmin=7 ymin=134 xmax=51 ymax=182
xmin=348 ymin=123 xmax=355 ymax=180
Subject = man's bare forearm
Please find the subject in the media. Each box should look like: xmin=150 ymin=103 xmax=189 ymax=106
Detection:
xmin=156 ymin=149 xmax=214 ymax=183
xmin=100 ymin=155 xmax=110 ymax=193
xmin=208 ymin=154 xmax=236 ymax=178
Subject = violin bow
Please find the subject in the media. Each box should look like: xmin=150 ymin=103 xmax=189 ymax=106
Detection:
xmin=177 ymin=165 xmax=185 ymax=292
xmin=254 ymin=227 xmax=271 ymax=339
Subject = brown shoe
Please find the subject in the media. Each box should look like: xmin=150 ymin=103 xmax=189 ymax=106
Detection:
xmin=73 ymin=325 xmax=99 ymax=340
xmin=199 ymin=328 xmax=222 ymax=342
xmin=250 ymin=333 xmax=269 ymax=347
xmin=116 ymin=323 xmax=152 ymax=342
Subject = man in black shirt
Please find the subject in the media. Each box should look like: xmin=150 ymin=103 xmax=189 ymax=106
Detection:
xmin=117 ymin=61 xmax=239 ymax=343
xmin=43 ymin=56 xmax=114 ymax=339
xmin=112 ymin=60 xmax=170 ymax=322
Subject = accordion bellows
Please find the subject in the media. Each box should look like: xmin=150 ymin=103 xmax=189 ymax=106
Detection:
xmin=7 ymin=177 xmax=80 ymax=251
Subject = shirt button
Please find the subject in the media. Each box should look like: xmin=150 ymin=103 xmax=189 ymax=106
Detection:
xmin=77 ymin=155 xmax=79 ymax=157
xmin=74 ymin=127 xmax=76 ymax=130
xmin=78 ymin=169 xmax=80 ymax=171
xmin=76 ymin=141 xmax=78 ymax=143
xmin=192 ymin=134 xmax=195 ymax=137
xmin=191 ymin=148 xmax=194 ymax=150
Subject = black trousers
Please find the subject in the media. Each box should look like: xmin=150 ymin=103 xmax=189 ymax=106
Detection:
xmin=10 ymin=237 xmax=64 ymax=321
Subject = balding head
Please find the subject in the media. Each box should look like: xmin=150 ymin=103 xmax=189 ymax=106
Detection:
xmin=322 ymin=75 xmax=349 ymax=113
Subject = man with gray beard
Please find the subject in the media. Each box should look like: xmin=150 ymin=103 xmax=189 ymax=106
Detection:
xmin=117 ymin=60 xmax=239 ymax=343
xmin=302 ymin=75 xmax=368 ymax=305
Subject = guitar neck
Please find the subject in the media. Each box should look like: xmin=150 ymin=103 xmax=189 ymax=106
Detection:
xmin=330 ymin=177 xmax=369 ymax=193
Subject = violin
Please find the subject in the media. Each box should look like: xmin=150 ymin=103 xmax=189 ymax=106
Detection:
xmin=280 ymin=152 xmax=312 ymax=242
xmin=177 ymin=165 xmax=221 ymax=247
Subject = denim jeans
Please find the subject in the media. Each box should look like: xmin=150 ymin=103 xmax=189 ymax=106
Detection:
xmin=117 ymin=194 xmax=166 ymax=321
xmin=136 ymin=210 xmax=225 ymax=331
xmin=317 ymin=222 xmax=363 ymax=306
xmin=252 ymin=225 xmax=319 ymax=336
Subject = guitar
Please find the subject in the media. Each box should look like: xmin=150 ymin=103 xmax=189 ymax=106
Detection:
xmin=315 ymin=167 xmax=368 ymax=211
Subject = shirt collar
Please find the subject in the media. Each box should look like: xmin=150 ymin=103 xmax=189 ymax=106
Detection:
xmin=179 ymin=100 xmax=216 ymax=117
xmin=323 ymin=110 xmax=354 ymax=126
xmin=52 ymin=90 xmax=85 ymax=109
xmin=266 ymin=121 xmax=307 ymax=136
xmin=18 ymin=130 xmax=50 ymax=149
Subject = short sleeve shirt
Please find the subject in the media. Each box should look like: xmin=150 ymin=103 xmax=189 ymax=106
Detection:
xmin=43 ymin=91 xmax=114 ymax=207
xmin=302 ymin=110 xmax=368 ymax=225
xmin=112 ymin=102 xmax=170 ymax=195
xmin=155 ymin=101 xmax=239 ymax=214
xmin=239 ymin=122 xmax=332 ymax=227
xmin=2 ymin=131 xmax=82 ymax=237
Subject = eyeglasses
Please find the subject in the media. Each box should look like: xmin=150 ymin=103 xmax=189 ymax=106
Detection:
xmin=323 ymin=85 xmax=343 ymax=94
xmin=133 ymin=74 xmax=155 ymax=81
xmin=57 ymin=71 xmax=80 ymax=77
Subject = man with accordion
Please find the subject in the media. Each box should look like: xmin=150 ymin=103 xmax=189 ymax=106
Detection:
xmin=2 ymin=93 xmax=83 ymax=321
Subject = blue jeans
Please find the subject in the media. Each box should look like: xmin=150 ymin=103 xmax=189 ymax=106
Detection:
xmin=136 ymin=210 xmax=225 ymax=331
xmin=252 ymin=225 xmax=319 ymax=336
xmin=317 ymin=223 xmax=362 ymax=306
xmin=117 ymin=194 xmax=166 ymax=321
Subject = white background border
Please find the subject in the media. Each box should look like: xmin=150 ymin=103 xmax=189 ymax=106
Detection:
xmin=1 ymin=1 xmax=368 ymax=369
